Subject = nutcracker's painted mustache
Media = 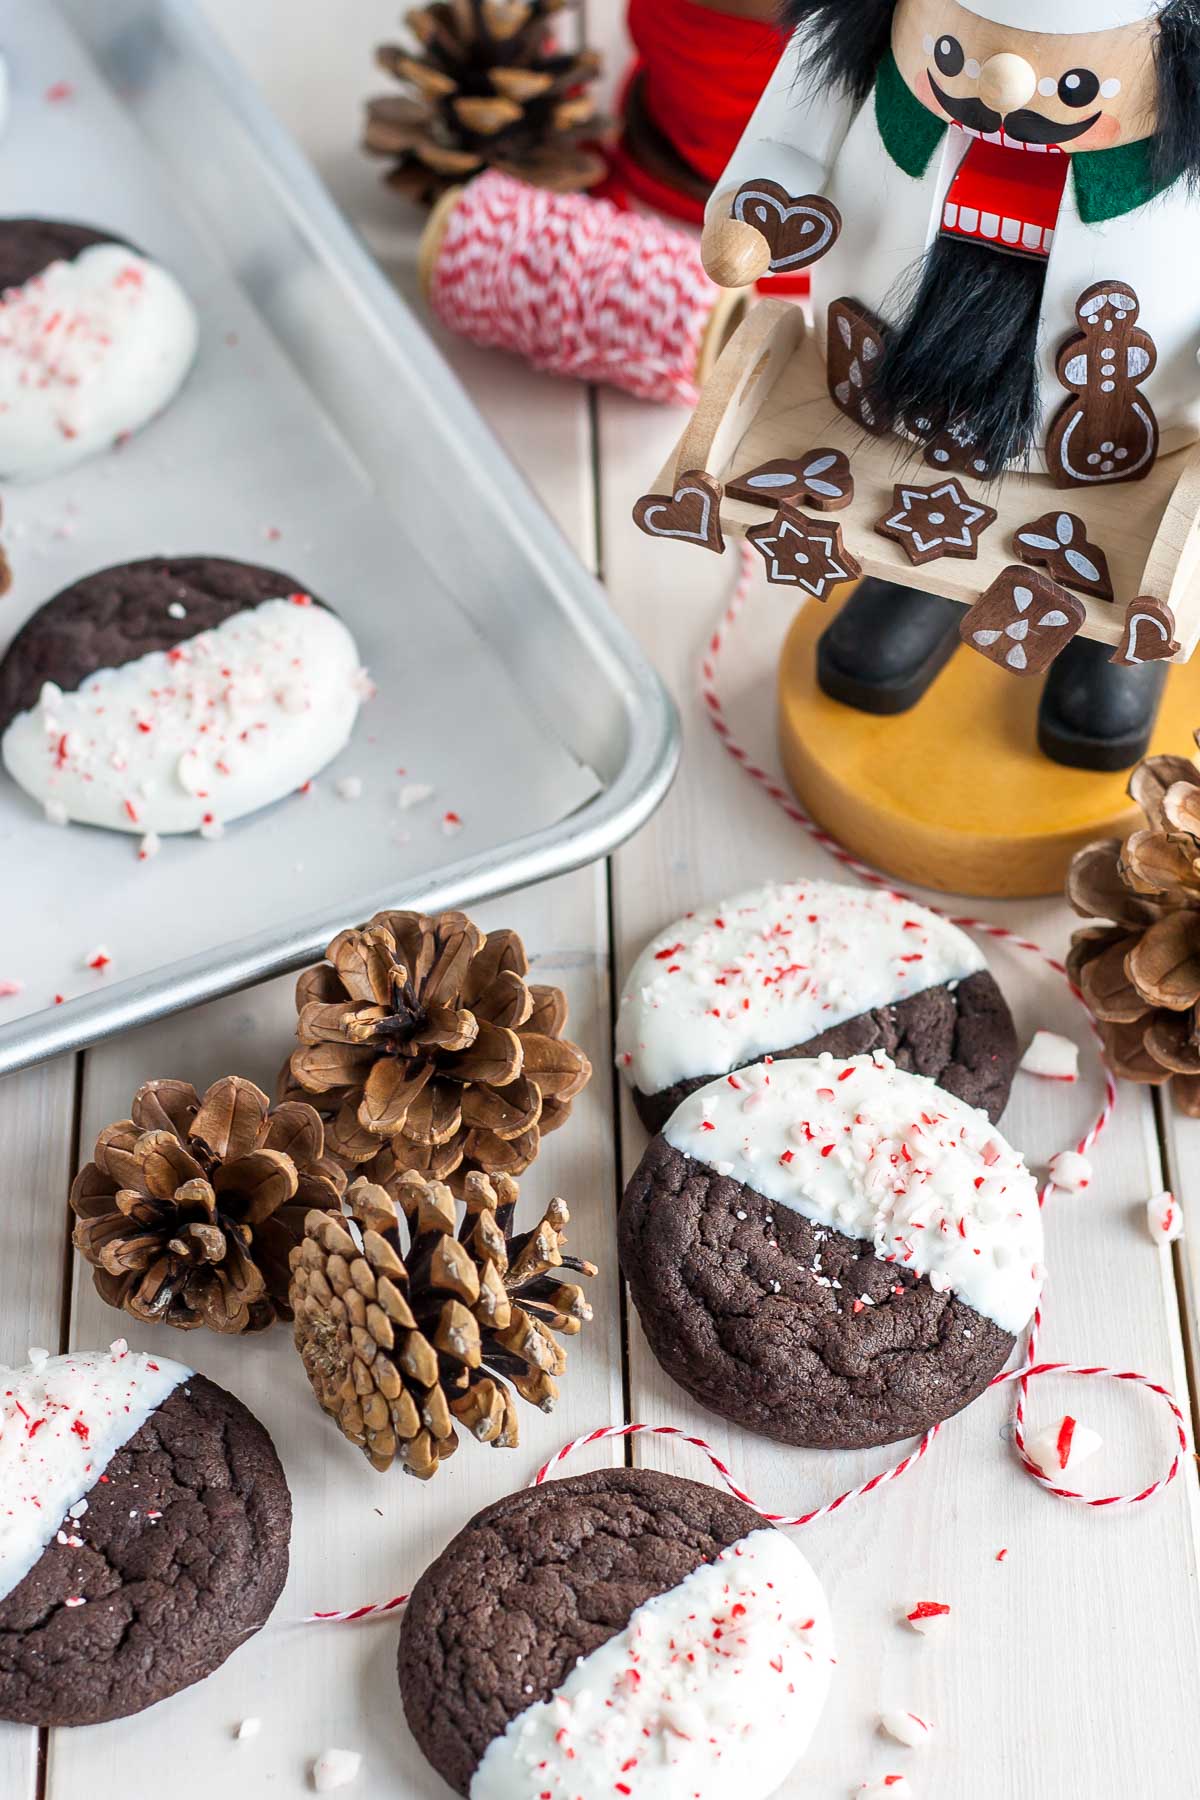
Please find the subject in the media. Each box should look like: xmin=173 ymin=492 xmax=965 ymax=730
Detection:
xmin=928 ymin=75 xmax=1100 ymax=146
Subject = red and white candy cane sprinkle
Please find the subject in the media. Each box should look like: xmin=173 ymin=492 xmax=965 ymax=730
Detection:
xmin=301 ymin=553 xmax=1181 ymax=1624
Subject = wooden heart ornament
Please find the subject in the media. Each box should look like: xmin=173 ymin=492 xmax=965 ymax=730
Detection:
xmin=730 ymin=181 xmax=842 ymax=275
xmin=633 ymin=470 xmax=725 ymax=554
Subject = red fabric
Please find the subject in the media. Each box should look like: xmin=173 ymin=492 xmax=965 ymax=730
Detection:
xmin=625 ymin=0 xmax=785 ymax=190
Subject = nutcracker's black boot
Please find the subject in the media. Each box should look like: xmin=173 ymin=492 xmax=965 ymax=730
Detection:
xmin=1038 ymin=635 xmax=1169 ymax=772
xmin=816 ymin=579 xmax=962 ymax=715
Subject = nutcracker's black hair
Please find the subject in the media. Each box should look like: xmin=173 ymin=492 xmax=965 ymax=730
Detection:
xmin=780 ymin=0 xmax=1200 ymax=192
xmin=866 ymin=237 xmax=1046 ymax=474
xmin=1154 ymin=0 xmax=1200 ymax=189
xmin=778 ymin=0 xmax=895 ymax=104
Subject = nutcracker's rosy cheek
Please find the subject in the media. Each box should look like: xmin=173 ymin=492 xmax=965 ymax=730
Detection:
xmin=914 ymin=67 xmax=939 ymax=112
xmin=1071 ymin=113 xmax=1122 ymax=151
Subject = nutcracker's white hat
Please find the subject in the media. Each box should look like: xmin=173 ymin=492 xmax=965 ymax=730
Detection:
xmin=967 ymin=0 xmax=1163 ymax=31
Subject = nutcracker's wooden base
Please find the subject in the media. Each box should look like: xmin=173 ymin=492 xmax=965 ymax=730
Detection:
xmin=777 ymin=590 xmax=1200 ymax=898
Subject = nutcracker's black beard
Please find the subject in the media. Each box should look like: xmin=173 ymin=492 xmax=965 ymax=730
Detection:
xmin=865 ymin=236 xmax=1046 ymax=475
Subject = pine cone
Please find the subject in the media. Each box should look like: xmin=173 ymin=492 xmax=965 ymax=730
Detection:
xmin=363 ymin=0 xmax=607 ymax=204
xmin=289 ymin=1168 xmax=595 ymax=1476
xmin=284 ymin=909 xmax=591 ymax=1192
xmin=1067 ymin=746 xmax=1200 ymax=1113
xmin=71 ymin=1077 xmax=346 ymax=1334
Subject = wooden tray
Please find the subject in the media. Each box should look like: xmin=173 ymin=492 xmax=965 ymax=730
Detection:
xmin=656 ymin=299 xmax=1200 ymax=660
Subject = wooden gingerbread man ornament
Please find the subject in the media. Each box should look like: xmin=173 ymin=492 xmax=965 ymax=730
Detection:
xmin=1047 ymin=282 xmax=1160 ymax=488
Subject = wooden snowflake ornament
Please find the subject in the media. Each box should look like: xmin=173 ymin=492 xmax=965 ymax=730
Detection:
xmin=960 ymin=568 xmax=1086 ymax=677
xmin=746 ymin=507 xmax=861 ymax=599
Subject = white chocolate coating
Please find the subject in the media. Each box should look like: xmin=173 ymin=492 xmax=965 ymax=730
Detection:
xmin=470 ymin=1526 xmax=834 ymax=1800
xmin=0 ymin=241 xmax=197 ymax=480
xmin=615 ymin=881 xmax=986 ymax=1097
xmin=0 ymin=1344 xmax=190 ymax=1602
xmin=664 ymin=1054 xmax=1043 ymax=1335
xmin=2 ymin=597 xmax=367 ymax=834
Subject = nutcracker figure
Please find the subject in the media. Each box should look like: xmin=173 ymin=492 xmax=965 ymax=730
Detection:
xmin=688 ymin=0 xmax=1200 ymax=771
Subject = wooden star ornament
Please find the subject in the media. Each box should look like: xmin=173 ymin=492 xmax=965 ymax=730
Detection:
xmin=747 ymin=506 xmax=862 ymax=600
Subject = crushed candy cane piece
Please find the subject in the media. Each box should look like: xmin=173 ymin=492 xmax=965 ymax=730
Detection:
xmin=44 ymin=798 xmax=68 ymax=827
xmin=858 ymin=1779 xmax=912 ymax=1797
xmin=904 ymin=1601 xmax=950 ymax=1634
xmin=880 ymin=1712 xmax=933 ymax=1749
xmin=312 ymin=1748 xmax=362 ymax=1792
xmin=235 ymin=1718 xmax=261 ymax=1740
xmin=137 ymin=832 xmax=161 ymax=862
xmin=0 ymin=979 xmax=25 ymax=998
xmin=1147 ymin=1191 xmax=1184 ymax=1244
xmin=167 ymin=601 xmax=187 ymax=620
xmin=335 ymin=776 xmax=363 ymax=802
xmin=1027 ymin=1414 xmax=1102 ymax=1479
xmin=1019 ymin=1030 xmax=1078 ymax=1081
xmin=398 ymin=782 xmax=434 ymax=810
xmin=442 ymin=810 xmax=463 ymax=835
xmin=84 ymin=946 xmax=112 ymax=973
xmin=199 ymin=815 xmax=225 ymax=841
xmin=1048 ymin=1150 xmax=1091 ymax=1194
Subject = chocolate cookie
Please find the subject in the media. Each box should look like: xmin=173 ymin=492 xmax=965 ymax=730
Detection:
xmin=398 ymin=1467 xmax=834 ymax=1800
xmin=0 ymin=217 xmax=198 ymax=480
xmin=0 ymin=1344 xmax=291 ymax=1726
xmin=616 ymin=880 xmax=1018 ymax=1134
xmin=619 ymin=1053 xmax=1043 ymax=1450
xmin=0 ymin=557 xmax=366 ymax=834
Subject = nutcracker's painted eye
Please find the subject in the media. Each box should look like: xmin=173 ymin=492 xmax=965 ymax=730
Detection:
xmin=1058 ymin=68 xmax=1100 ymax=108
xmin=934 ymin=35 xmax=965 ymax=77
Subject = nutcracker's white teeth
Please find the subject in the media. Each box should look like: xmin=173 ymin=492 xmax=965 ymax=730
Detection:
xmin=942 ymin=201 xmax=1055 ymax=255
xmin=953 ymin=122 xmax=1064 ymax=155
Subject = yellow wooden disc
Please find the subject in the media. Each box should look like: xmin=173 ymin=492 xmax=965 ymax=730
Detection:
xmin=777 ymin=590 xmax=1200 ymax=899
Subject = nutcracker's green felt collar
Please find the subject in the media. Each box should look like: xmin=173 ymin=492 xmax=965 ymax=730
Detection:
xmin=873 ymin=48 xmax=1172 ymax=224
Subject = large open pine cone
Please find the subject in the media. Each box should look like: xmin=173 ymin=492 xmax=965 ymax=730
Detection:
xmin=289 ymin=1168 xmax=595 ymax=1477
xmin=364 ymin=0 xmax=607 ymax=204
xmin=71 ymin=1077 xmax=345 ymax=1334
xmin=1068 ymin=747 xmax=1200 ymax=1113
xmin=284 ymin=909 xmax=591 ymax=1193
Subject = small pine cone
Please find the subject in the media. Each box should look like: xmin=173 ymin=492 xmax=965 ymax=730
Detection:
xmin=363 ymin=0 xmax=608 ymax=204
xmin=1068 ymin=746 xmax=1200 ymax=1113
xmin=288 ymin=1168 xmax=596 ymax=1477
xmin=71 ymin=1077 xmax=346 ymax=1334
xmin=284 ymin=909 xmax=591 ymax=1193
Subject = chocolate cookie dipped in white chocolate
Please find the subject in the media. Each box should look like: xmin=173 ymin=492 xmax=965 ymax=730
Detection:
xmin=0 ymin=219 xmax=197 ymax=480
xmin=616 ymin=881 xmax=1017 ymax=1133
xmin=0 ymin=557 xmax=367 ymax=835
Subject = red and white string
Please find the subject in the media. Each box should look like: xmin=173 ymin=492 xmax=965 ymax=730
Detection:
xmin=302 ymin=549 xmax=1185 ymax=1624
xmin=427 ymin=170 xmax=722 ymax=406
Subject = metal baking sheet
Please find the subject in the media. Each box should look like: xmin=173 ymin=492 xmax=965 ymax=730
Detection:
xmin=0 ymin=0 xmax=678 ymax=1075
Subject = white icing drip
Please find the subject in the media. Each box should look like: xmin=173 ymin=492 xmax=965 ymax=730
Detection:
xmin=0 ymin=242 xmax=197 ymax=480
xmin=664 ymin=1054 xmax=1044 ymax=1335
xmin=0 ymin=1345 xmax=190 ymax=1602
xmin=2 ymin=597 xmax=367 ymax=833
xmin=615 ymin=881 xmax=987 ymax=1096
xmin=470 ymin=1527 xmax=833 ymax=1800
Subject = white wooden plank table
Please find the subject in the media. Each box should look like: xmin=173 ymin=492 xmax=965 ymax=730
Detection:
xmin=2 ymin=3 xmax=1198 ymax=1795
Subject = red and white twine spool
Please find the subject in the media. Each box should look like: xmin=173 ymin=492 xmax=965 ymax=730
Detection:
xmin=422 ymin=170 xmax=742 ymax=407
xmin=304 ymin=550 xmax=1186 ymax=1623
